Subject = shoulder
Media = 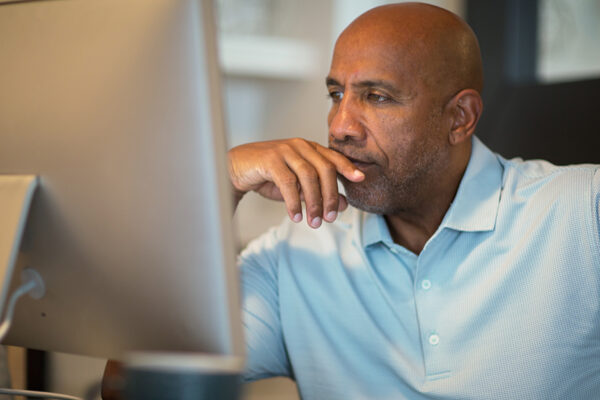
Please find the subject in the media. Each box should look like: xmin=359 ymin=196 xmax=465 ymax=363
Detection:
xmin=501 ymin=156 xmax=598 ymax=178
xmin=498 ymin=156 xmax=600 ymax=254
xmin=499 ymin=156 xmax=600 ymax=196
xmin=238 ymin=207 xmax=362 ymax=271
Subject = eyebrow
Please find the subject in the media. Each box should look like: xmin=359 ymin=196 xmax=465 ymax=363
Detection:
xmin=326 ymin=77 xmax=341 ymax=87
xmin=326 ymin=77 xmax=404 ymax=97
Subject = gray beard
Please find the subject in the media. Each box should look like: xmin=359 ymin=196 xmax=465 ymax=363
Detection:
xmin=334 ymin=126 xmax=448 ymax=215
xmin=340 ymin=171 xmax=418 ymax=215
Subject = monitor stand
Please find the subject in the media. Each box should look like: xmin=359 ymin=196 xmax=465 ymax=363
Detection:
xmin=0 ymin=175 xmax=45 ymax=340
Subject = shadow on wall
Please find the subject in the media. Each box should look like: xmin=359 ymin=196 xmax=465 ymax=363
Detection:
xmin=468 ymin=0 xmax=600 ymax=165
xmin=476 ymin=78 xmax=600 ymax=165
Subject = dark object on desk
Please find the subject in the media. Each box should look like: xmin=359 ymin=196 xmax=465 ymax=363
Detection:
xmin=124 ymin=370 xmax=242 ymax=400
xmin=123 ymin=353 xmax=243 ymax=400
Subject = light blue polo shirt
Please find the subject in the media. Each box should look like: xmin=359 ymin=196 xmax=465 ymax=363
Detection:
xmin=239 ymin=137 xmax=600 ymax=399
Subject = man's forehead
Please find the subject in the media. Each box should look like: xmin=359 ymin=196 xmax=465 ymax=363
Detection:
xmin=328 ymin=3 xmax=483 ymax=96
xmin=328 ymin=37 xmax=418 ymax=86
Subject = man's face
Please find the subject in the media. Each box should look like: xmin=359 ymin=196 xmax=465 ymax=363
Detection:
xmin=326 ymin=32 xmax=450 ymax=215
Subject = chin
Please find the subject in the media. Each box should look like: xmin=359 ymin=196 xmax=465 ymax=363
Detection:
xmin=342 ymin=180 xmax=390 ymax=215
xmin=347 ymin=198 xmax=388 ymax=214
xmin=341 ymin=173 xmax=414 ymax=215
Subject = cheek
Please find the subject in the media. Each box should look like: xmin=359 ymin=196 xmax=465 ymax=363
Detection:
xmin=368 ymin=118 xmax=410 ymax=167
xmin=382 ymin=118 xmax=429 ymax=163
xmin=326 ymin=104 xmax=338 ymax=126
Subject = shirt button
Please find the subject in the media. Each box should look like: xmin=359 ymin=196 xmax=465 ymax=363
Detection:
xmin=421 ymin=279 xmax=432 ymax=290
xmin=429 ymin=334 xmax=440 ymax=346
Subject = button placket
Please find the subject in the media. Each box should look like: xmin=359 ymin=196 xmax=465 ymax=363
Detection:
xmin=414 ymin=236 xmax=452 ymax=380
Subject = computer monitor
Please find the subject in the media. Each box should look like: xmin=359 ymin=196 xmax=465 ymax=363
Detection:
xmin=0 ymin=0 xmax=243 ymax=361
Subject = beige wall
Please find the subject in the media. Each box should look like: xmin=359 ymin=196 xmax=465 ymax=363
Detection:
xmin=6 ymin=346 xmax=26 ymax=400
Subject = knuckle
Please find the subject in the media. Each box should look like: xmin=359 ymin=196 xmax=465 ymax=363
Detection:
xmin=307 ymin=203 xmax=322 ymax=215
xmin=277 ymin=142 xmax=294 ymax=154
xmin=292 ymin=137 xmax=315 ymax=152
xmin=279 ymin=174 xmax=298 ymax=187
xmin=264 ymin=150 xmax=282 ymax=164
xmin=290 ymin=137 xmax=307 ymax=146
xmin=324 ymin=197 xmax=339 ymax=209
xmin=319 ymin=160 xmax=337 ymax=175
xmin=297 ymin=164 xmax=318 ymax=180
xmin=305 ymin=139 xmax=318 ymax=149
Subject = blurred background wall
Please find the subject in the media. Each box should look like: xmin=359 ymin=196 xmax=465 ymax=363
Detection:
xmin=468 ymin=0 xmax=600 ymax=164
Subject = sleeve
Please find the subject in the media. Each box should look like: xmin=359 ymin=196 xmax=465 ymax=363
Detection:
xmin=593 ymin=168 xmax=600 ymax=258
xmin=238 ymin=226 xmax=292 ymax=382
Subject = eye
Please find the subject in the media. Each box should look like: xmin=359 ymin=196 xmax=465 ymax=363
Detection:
xmin=327 ymin=90 xmax=343 ymax=103
xmin=366 ymin=93 xmax=391 ymax=104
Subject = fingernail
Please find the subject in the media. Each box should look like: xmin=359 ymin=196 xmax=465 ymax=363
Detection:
xmin=293 ymin=213 xmax=302 ymax=222
xmin=354 ymin=170 xmax=365 ymax=179
xmin=326 ymin=211 xmax=337 ymax=222
xmin=311 ymin=217 xmax=322 ymax=228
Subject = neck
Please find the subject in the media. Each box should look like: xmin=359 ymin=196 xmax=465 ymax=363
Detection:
xmin=384 ymin=142 xmax=471 ymax=255
xmin=383 ymin=202 xmax=449 ymax=255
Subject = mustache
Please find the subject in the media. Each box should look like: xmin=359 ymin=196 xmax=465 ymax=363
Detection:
xmin=328 ymin=145 xmax=377 ymax=164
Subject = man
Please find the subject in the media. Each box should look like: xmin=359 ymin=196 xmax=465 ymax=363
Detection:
xmin=105 ymin=3 xmax=600 ymax=399
xmin=230 ymin=3 xmax=600 ymax=400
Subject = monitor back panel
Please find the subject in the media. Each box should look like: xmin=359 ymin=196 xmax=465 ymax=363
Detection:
xmin=0 ymin=0 xmax=242 ymax=359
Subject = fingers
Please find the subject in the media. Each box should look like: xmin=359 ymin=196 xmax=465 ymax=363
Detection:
xmin=269 ymin=167 xmax=303 ymax=223
xmin=286 ymin=152 xmax=327 ymax=228
xmin=315 ymin=146 xmax=365 ymax=183
xmin=290 ymin=142 xmax=344 ymax=226
xmin=271 ymin=141 xmax=326 ymax=227
xmin=228 ymin=138 xmax=363 ymax=228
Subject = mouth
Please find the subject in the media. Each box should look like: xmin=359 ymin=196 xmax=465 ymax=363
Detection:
xmin=330 ymin=148 xmax=376 ymax=170
xmin=347 ymin=157 xmax=374 ymax=170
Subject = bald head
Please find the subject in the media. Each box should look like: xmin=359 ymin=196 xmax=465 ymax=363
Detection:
xmin=336 ymin=2 xmax=483 ymax=101
xmin=326 ymin=2 xmax=485 ymax=221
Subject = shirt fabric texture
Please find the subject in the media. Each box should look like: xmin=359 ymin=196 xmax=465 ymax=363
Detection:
xmin=239 ymin=136 xmax=600 ymax=400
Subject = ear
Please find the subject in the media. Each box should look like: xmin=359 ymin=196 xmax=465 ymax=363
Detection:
xmin=446 ymin=89 xmax=483 ymax=146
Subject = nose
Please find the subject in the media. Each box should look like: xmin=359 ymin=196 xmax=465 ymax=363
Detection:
xmin=328 ymin=96 xmax=365 ymax=142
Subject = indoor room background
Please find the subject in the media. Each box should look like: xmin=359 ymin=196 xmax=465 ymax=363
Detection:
xmin=5 ymin=0 xmax=598 ymax=399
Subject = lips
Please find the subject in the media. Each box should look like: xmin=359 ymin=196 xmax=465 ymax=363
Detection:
xmin=330 ymin=147 xmax=375 ymax=167
xmin=342 ymin=155 xmax=376 ymax=175
xmin=345 ymin=155 xmax=370 ymax=165
xmin=351 ymin=161 xmax=375 ymax=174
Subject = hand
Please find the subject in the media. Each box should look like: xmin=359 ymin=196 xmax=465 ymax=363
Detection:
xmin=228 ymin=138 xmax=364 ymax=228
xmin=101 ymin=360 xmax=124 ymax=400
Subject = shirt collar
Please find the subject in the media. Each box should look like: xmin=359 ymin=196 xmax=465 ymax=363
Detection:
xmin=441 ymin=136 xmax=503 ymax=232
xmin=361 ymin=211 xmax=392 ymax=248
xmin=360 ymin=136 xmax=504 ymax=247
